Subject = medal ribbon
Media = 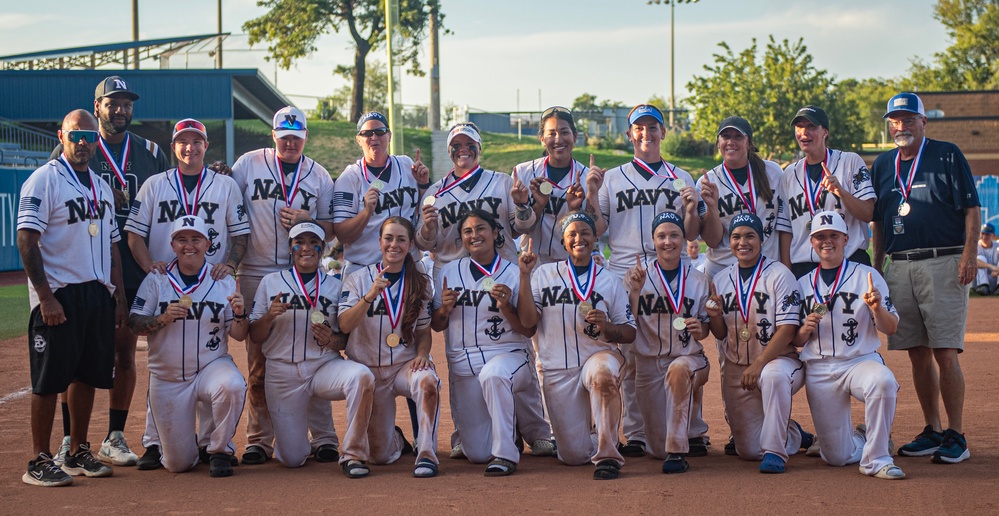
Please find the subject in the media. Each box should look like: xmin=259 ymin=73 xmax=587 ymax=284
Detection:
xmin=736 ymin=256 xmax=766 ymax=324
xmin=721 ymin=163 xmax=756 ymax=214
xmin=800 ymin=149 xmax=830 ymax=216
xmin=565 ymin=258 xmax=597 ymax=304
xmin=58 ymin=156 xmax=101 ymax=220
xmin=655 ymin=263 xmax=687 ymax=316
xmin=97 ymin=134 xmax=130 ymax=190
xmin=376 ymin=263 xmax=406 ymax=330
xmin=893 ymin=137 xmax=926 ymax=205
xmin=541 ymin=157 xmax=578 ymax=190
xmin=292 ymin=267 xmax=322 ymax=310
xmin=632 ymin=156 xmax=677 ymax=180
xmin=360 ymin=157 xmax=392 ymax=186
xmin=435 ymin=166 xmax=481 ymax=197
xmin=470 ymin=253 xmax=501 ymax=278
xmin=165 ymin=259 xmax=209 ymax=296
xmin=173 ymin=167 xmax=206 ymax=216
xmin=811 ymin=260 xmax=848 ymax=307
xmin=275 ymin=151 xmax=304 ymax=207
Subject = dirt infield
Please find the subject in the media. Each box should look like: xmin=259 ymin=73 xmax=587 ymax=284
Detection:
xmin=0 ymin=298 xmax=996 ymax=514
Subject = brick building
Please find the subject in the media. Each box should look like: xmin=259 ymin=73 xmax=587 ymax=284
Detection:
xmin=914 ymin=91 xmax=998 ymax=176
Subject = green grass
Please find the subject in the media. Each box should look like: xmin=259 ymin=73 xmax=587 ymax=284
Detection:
xmin=0 ymin=284 xmax=29 ymax=340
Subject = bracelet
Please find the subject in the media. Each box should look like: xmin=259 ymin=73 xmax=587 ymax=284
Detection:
xmin=233 ymin=312 xmax=248 ymax=320
xmin=362 ymin=295 xmax=374 ymax=304
xmin=417 ymin=182 xmax=431 ymax=189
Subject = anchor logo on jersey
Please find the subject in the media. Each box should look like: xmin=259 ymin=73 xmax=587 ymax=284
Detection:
xmin=763 ymin=211 xmax=776 ymax=238
xmin=841 ymin=318 xmax=859 ymax=346
xmin=781 ymin=291 xmax=801 ymax=312
xmin=206 ymin=228 xmax=221 ymax=256
xmin=757 ymin=318 xmax=773 ymax=344
xmin=237 ymin=203 xmax=245 ymax=220
xmin=678 ymin=321 xmax=691 ymax=347
xmin=853 ymin=166 xmax=871 ymax=189
xmin=484 ymin=316 xmax=506 ymax=341
xmin=206 ymin=327 xmax=221 ymax=351
xmin=884 ymin=295 xmax=894 ymax=312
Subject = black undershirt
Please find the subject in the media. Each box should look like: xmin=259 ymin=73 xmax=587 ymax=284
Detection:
xmin=299 ymin=271 xmax=317 ymax=285
xmin=384 ymin=270 xmax=402 ymax=284
xmin=180 ymin=271 xmax=200 ymax=286
xmin=806 ymin=162 xmax=824 ymax=183
xmin=75 ymin=171 xmax=91 ymax=188
xmin=547 ymin=163 xmax=571 ymax=184
xmin=819 ymin=267 xmax=839 ymax=284
xmin=280 ymin=159 xmax=299 ymax=175
xmin=181 ymin=172 xmax=200 ymax=191
xmin=728 ymin=165 xmax=749 ymax=184
xmin=738 ymin=265 xmax=759 ymax=281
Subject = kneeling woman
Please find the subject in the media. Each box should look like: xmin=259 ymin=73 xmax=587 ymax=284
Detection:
xmin=130 ymin=216 xmax=248 ymax=477
xmin=339 ymin=217 xmax=440 ymax=478
xmin=432 ymin=210 xmax=551 ymax=476
xmin=249 ymin=221 xmax=374 ymax=473
xmin=517 ymin=212 xmax=636 ymax=480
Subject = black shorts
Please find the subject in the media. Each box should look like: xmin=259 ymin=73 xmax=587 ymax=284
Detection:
xmin=28 ymin=281 xmax=116 ymax=394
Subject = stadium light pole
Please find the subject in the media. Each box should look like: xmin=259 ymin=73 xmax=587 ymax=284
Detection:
xmin=649 ymin=0 xmax=699 ymax=128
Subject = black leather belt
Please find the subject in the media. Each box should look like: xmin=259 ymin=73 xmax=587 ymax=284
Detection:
xmin=890 ymin=247 xmax=963 ymax=261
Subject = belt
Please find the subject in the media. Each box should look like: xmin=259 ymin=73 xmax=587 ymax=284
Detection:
xmin=890 ymin=247 xmax=963 ymax=261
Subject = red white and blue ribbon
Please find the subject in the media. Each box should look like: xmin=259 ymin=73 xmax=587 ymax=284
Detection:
xmin=377 ymin=263 xmax=406 ymax=330
xmin=655 ymin=263 xmax=687 ymax=316
xmin=633 ymin=156 xmax=677 ymax=180
xmin=293 ymin=266 xmax=322 ymax=310
xmin=800 ymin=149 xmax=830 ymax=216
xmin=360 ymin=157 xmax=392 ymax=186
xmin=435 ymin=167 xmax=482 ymax=197
xmin=275 ymin=152 xmax=304 ymax=207
xmin=173 ymin=167 xmax=206 ymax=216
xmin=894 ymin=137 xmax=926 ymax=205
xmin=470 ymin=253 xmax=500 ymax=278
xmin=812 ymin=259 xmax=848 ymax=307
xmin=541 ymin=157 xmax=578 ymax=191
xmin=58 ymin=156 xmax=101 ymax=220
xmin=736 ymin=257 xmax=766 ymax=325
xmin=97 ymin=134 xmax=130 ymax=191
xmin=566 ymin=258 xmax=597 ymax=304
xmin=721 ymin=162 xmax=756 ymax=214
xmin=165 ymin=259 xmax=209 ymax=296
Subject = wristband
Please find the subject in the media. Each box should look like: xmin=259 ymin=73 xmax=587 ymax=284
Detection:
xmin=417 ymin=182 xmax=431 ymax=189
xmin=233 ymin=312 xmax=248 ymax=320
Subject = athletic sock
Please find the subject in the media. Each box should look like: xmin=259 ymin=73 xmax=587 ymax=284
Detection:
xmin=61 ymin=402 xmax=71 ymax=437
xmin=108 ymin=409 xmax=129 ymax=439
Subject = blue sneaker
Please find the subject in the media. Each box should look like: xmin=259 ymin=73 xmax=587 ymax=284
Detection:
xmin=759 ymin=452 xmax=785 ymax=473
xmin=898 ymin=425 xmax=944 ymax=457
xmin=793 ymin=420 xmax=814 ymax=452
xmin=931 ymin=429 xmax=970 ymax=464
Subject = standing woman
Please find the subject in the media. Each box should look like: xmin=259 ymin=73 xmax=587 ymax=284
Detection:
xmin=517 ymin=212 xmax=636 ymax=480
xmin=339 ymin=217 xmax=441 ymax=478
xmin=705 ymin=214 xmax=811 ymax=474
xmin=248 ymin=221 xmax=374 ymax=475
xmin=699 ymin=117 xmax=782 ymax=278
xmin=431 ymin=210 xmax=552 ymax=476
xmin=625 ymin=212 xmax=712 ymax=474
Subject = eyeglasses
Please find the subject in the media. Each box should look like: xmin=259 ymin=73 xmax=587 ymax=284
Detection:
xmin=65 ymin=130 xmax=99 ymax=143
xmin=887 ymin=117 xmax=922 ymax=129
xmin=358 ymin=127 xmax=389 ymax=138
xmin=174 ymin=119 xmax=206 ymax=133
xmin=542 ymin=106 xmax=571 ymax=119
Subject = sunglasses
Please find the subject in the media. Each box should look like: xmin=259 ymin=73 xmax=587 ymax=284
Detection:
xmin=174 ymin=119 xmax=206 ymax=133
xmin=358 ymin=127 xmax=389 ymax=138
xmin=276 ymin=118 xmax=305 ymax=131
xmin=542 ymin=106 xmax=571 ymax=119
xmin=65 ymin=130 xmax=99 ymax=143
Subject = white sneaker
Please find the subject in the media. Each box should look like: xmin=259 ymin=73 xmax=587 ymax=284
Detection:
xmin=98 ymin=431 xmax=138 ymax=466
xmin=530 ymin=439 xmax=556 ymax=457
xmin=53 ymin=436 xmax=71 ymax=467
xmin=805 ymin=435 xmax=821 ymax=457
xmin=449 ymin=443 xmax=465 ymax=459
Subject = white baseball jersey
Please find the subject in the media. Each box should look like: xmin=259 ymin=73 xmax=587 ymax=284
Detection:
xmin=796 ymin=261 xmax=897 ymax=361
xmin=629 ymin=261 xmax=710 ymax=358
xmin=339 ymin=262 xmax=432 ymax=367
xmin=530 ymin=260 xmax=635 ymax=371
xmin=131 ymin=266 xmax=235 ymax=382
xmin=513 ymin=157 xmax=590 ymax=264
xmin=597 ymin=160 xmax=701 ymax=276
xmin=125 ymin=168 xmax=249 ymax=264
xmin=17 ymin=158 xmax=121 ymax=309
xmin=417 ymin=169 xmax=519 ymax=267
xmin=434 ymin=256 xmax=529 ymax=376
xmin=333 ymin=155 xmax=420 ymax=267
xmin=776 ymin=150 xmax=876 ymax=263
xmin=250 ymin=269 xmax=342 ymax=363
xmin=977 ymin=241 xmax=999 ymax=286
xmin=712 ymin=258 xmax=801 ymax=366
xmin=699 ymin=160 xmax=782 ymax=268
xmin=230 ymin=149 xmax=335 ymax=276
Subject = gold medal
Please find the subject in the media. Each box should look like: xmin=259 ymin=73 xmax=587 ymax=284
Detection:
xmin=578 ymin=301 xmax=593 ymax=316
xmin=812 ymin=304 xmax=828 ymax=316
xmin=898 ymin=202 xmax=911 ymax=217
xmin=386 ymin=333 xmax=401 ymax=347
xmin=672 ymin=317 xmax=687 ymax=331
xmin=805 ymin=220 xmax=812 ymax=232
xmin=481 ymin=278 xmax=495 ymax=291
xmin=371 ymin=179 xmax=386 ymax=191
xmin=88 ymin=222 xmax=99 ymax=237
xmin=179 ymin=295 xmax=193 ymax=308
xmin=539 ymin=182 xmax=553 ymax=195
xmin=672 ymin=178 xmax=687 ymax=190
xmin=422 ymin=195 xmax=436 ymax=206
xmin=122 ymin=189 xmax=130 ymax=203
xmin=310 ymin=310 xmax=325 ymax=324
xmin=738 ymin=326 xmax=752 ymax=342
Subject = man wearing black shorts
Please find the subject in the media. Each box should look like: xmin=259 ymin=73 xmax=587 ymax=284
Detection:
xmin=19 ymin=109 xmax=128 ymax=486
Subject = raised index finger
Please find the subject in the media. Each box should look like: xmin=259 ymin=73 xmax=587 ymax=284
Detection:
xmin=414 ymin=148 xmax=421 ymax=163
xmin=235 ymin=277 xmax=241 ymax=293
xmin=868 ymin=272 xmax=874 ymax=292
xmin=589 ymin=154 xmax=595 ymax=169
xmin=443 ymin=276 xmax=449 ymax=291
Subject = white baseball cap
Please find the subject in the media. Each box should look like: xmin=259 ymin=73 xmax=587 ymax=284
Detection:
xmin=273 ymin=106 xmax=308 ymax=139
xmin=289 ymin=221 xmax=326 ymax=241
xmin=809 ymin=210 xmax=848 ymax=236
xmin=446 ymin=123 xmax=482 ymax=148
xmin=171 ymin=215 xmax=209 ymax=239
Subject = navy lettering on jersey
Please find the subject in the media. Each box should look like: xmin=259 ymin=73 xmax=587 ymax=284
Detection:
xmin=720 ymin=290 xmax=771 ymax=315
xmin=439 ymin=197 xmax=503 ymax=229
xmin=270 ymin=292 xmax=335 ymax=314
xmin=250 ymin=178 xmax=316 ymax=210
xmin=531 ymin=195 xmax=566 ymax=216
xmin=156 ymin=200 xmax=221 ymax=223
xmin=65 ymin=198 xmax=113 ymax=224
xmin=615 ymin=188 xmax=680 ymax=213
xmin=538 ymin=285 xmax=606 ymax=308
xmin=786 ymin=191 xmax=842 ymax=220
xmin=375 ymin=186 xmax=418 ymax=214
xmin=717 ymin=192 xmax=776 ymax=218
xmin=157 ymin=300 xmax=226 ymax=323
xmin=453 ymin=287 xmax=499 ymax=312
xmin=635 ymin=293 xmax=695 ymax=317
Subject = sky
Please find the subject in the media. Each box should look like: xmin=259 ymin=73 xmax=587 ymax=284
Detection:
xmin=0 ymin=0 xmax=950 ymax=114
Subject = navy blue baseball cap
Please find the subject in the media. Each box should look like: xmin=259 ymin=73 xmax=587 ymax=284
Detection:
xmin=357 ymin=111 xmax=389 ymax=131
xmin=717 ymin=116 xmax=753 ymax=138
xmin=652 ymin=211 xmax=685 ymax=238
xmin=790 ymin=105 xmax=829 ymax=129
xmin=884 ymin=93 xmax=925 ymax=119
xmin=628 ymin=104 xmax=665 ymax=126
xmin=982 ymin=223 xmax=996 ymax=235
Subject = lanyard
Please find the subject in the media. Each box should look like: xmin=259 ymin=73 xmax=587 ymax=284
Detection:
xmin=435 ymin=167 xmax=481 ymax=197
xmin=812 ymin=260 xmax=848 ymax=307
xmin=720 ymin=163 xmax=756 ymax=214
xmin=632 ymin=156 xmax=677 ymax=179
xmin=58 ymin=156 xmax=100 ymax=220
xmin=275 ymin=151 xmax=304 ymax=207
xmin=165 ymin=259 xmax=209 ymax=296
xmin=894 ymin=138 xmax=926 ymax=204
xmin=97 ymin=134 xmax=130 ymax=190
xmin=566 ymin=258 xmax=597 ymax=303
xmin=470 ymin=253 xmax=500 ymax=277
xmin=292 ymin=267 xmax=322 ymax=310
xmin=735 ymin=257 xmax=765 ymax=324
xmin=541 ymin=157 xmax=578 ymax=190
xmin=655 ymin=263 xmax=687 ymax=315
xmin=376 ymin=263 xmax=406 ymax=330
xmin=173 ymin=167 xmax=206 ymax=216
xmin=800 ymin=149 xmax=830 ymax=216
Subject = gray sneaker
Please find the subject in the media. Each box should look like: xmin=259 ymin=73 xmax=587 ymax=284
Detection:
xmin=62 ymin=443 xmax=113 ymax=478
xmin=23 ymin=453 xmax=73 ymax=487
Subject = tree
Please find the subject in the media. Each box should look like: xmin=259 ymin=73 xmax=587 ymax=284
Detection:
xmin=244 ymin=0 xmax=443 ymax=122
xmin=316 ymin=61 xmax=389 ymax=121
xmin=686 ymin=36 xmax=864 ymax=160
xmin=906 ymin=0 xmax=999 ymax=90
xmin=571 ymin=93 xmax=599 ymax=113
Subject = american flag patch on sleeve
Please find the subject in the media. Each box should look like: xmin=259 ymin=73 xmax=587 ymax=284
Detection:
xmin=19 ymin=196 xmax=41 ymax=213
xmin=131 ymin=296 xmax=146 ymax=311
xmin=129 ymin=200 xmax=142 ymax=216
xmin=333 ymin=192 xmax=354 ymax=207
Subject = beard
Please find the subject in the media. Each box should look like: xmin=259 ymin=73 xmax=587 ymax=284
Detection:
xmin=100 ymin=115 xmax=131 ymax=136
xmin=893 ymin=133 xmax=914 ymax=148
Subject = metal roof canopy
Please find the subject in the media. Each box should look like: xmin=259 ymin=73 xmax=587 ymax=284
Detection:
xmin=0 ymin=33 xmax=229 ymax=71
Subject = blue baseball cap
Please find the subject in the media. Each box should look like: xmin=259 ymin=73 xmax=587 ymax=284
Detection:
xmin=356 ymin=111 xmax=389 ymax=132
xmin=884 ymin=93 xmax=925 ymax=119
xmin=628 ymin=104 xmax=665 ymax=126
xmin=982 ymin=223 xmax=996 ymax=235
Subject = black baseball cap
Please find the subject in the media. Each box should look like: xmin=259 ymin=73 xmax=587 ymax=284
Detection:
xmin=790 ymin=105 xmax=828 ymax=129
xmin=95 ymin=76 xmax=139 ymax=101
xmin=717 ymin=116 xmax=753 ymax=138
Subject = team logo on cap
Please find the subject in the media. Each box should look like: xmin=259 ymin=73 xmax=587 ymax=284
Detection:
xmin=732 ymin=214 xmax=754 ymax=224
xmin=181 ymin=216 xmax=197 ymax=228
xmin=284 ymin=114 xmax=298 ymax=126
xmin=818 ymin=213 xmax=834 ymax=226
xmin=893 ymin=98 xmax=908 ymax=107
xmin=113 ymin=78 xmax=128 ymax=90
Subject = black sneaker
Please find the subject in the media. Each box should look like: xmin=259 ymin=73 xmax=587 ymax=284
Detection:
xmin=617 ymin=440 xmax=646 ymax=457
xmin=687 ymin=437 xmax=708 ymax=457
xmin=22 ymin=453 xmax=73 ymax=487
xmin=62 ymin=443 xmax=113 ymax=477
xmin=724 ymin=436 xmax=738 ymax=456
xmin=137 ymin=445 xmax=162 ymax=470
xmin=931 ymin=429 xmax=970 ymax=464
xmin=209 ymin=453 xmax=235 ymax=477
xmin=898 ymin=425 xmax=944 ymax=457
xmin=242 ymin=445 xmax=269 ymax=465
xmin=314 ymin=444 xmax=340 ymax=463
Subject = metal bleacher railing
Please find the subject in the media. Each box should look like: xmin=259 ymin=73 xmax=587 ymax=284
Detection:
xmin=0 ymin=117 xmax=58 ymax=168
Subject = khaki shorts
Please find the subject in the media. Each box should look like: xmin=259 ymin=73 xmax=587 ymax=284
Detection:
xmin=885 ymin=254 xmax=968 ymax=351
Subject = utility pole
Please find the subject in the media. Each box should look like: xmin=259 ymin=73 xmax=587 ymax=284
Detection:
xmin=216 ymin=0 xmax=223 ymax=69
xmin=428 ymin=0 xmax=441 ymax=130
xmin=131 ymin=0 xmax=139 ymax=69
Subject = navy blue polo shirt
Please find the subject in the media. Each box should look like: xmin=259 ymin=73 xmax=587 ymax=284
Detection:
xmin=871 ymin=138 xmax=979 ymax=253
